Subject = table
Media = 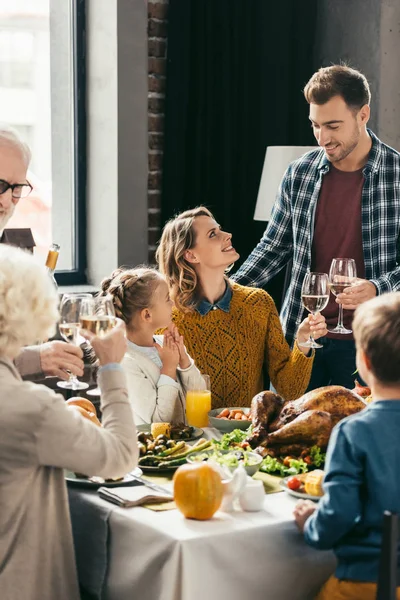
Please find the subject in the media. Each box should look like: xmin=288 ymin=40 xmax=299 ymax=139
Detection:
xmin=69 ymin=481 xmax=335 ymax=600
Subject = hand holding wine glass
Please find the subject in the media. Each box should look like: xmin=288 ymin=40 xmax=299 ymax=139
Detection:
xmin=328 ymin=258 xmax=357 ymax=334
xmin=79 ymin=296 xmax=117 ymax=396
xmin=300 ymin=272 xmax=329 ymax=349
xmin=57 ymin=293 xmax=92 ymax=390
xmin=80 ymin=318 xmax=127 ymax=366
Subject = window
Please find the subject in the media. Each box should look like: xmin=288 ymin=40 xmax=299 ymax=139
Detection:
xmin=1 ymin=0 xmax=86 ymax=284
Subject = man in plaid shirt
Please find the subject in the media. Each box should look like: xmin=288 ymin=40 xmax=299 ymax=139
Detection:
xmin=233 ymin=65 xmax=400 ymax=390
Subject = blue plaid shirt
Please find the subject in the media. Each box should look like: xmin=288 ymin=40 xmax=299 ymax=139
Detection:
xmin=233 ymin=130 xmax=400 ymax=345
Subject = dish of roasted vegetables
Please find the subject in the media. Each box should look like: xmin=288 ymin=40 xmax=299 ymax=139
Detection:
xmin=136 ymin=429 xmax=212 ymax=471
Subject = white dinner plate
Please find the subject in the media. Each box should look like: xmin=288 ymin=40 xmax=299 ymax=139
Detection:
xmin=280 ymin=477 xmax=321 ymax=502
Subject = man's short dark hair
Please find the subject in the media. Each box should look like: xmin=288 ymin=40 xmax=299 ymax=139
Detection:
xmin=304 ymin=65 xmax=371 ymax=110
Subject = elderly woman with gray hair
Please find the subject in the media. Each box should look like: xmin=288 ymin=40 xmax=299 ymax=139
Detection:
xmin=0 ymin=245 xmax=138 ymax=600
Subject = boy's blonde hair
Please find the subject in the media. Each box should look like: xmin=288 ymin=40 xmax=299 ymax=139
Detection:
xmin=100 ymin=266 xmax=164 ymax=325
xmin=353 ymin=292 xmax=400 ymax=384
xmin=0 ymin=245 xmax=58 ymax=358
xmin=156 ymin=206 xmax=214 ymax=312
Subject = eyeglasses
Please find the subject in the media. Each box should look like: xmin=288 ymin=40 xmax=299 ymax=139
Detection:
xmin=0 ymin=179 xmax=33 ymax=200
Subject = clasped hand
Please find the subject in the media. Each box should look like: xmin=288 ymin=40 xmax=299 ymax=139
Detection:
xmin=154 ymin=324 xmax=191 ymax=378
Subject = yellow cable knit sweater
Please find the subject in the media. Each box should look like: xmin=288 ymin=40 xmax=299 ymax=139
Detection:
xmin=172 ymin=283 xmax=313 ymax=409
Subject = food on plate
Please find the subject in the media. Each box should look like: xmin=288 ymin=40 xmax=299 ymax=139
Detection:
xmin=213 ymin=428 xmax=252 ymax=451
xmin=351 ymin=379 xmax=371 ymax=398
xmin=216 ymin=408 xmax=250 ymax=421
xmin=284 ymin=471 xmax=324 ymax=497
xmin=189 ymin=449 xmax=260 ymax=469
xmin=304 ymin=470 xmax=325 ymax=497
xmin=260 ymin=454 xmax=309 ymax=477
xmin=170 ymin=424 xmax=196 ymax=439
xmin=137 ymin=434 xmax=212 ymax=469
xmin=247 ymin=386 xmax=366 ymax=456
xmin=259 ymin=445 xmax=327 ymax=476
xmin=151 ymin=422 xmax=171 ymax=438
xmin=66 ymin=396 xmax=97 ymax=414
xmin=69 ymin=404 xmax=102 ymax=427
xmin=173 ymin=462 xmax=223 ymax=520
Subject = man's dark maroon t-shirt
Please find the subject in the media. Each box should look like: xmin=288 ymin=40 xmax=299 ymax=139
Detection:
xmin=310 ymin=164 xmax=365 ymax=338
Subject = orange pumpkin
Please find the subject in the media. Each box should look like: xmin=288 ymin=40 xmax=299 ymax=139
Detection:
xmin=173 ymin=462 xmax=223 ymax=520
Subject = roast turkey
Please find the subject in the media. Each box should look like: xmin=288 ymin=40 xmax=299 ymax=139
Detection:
xmin=247 ymin=385 xmax=366 ymax=454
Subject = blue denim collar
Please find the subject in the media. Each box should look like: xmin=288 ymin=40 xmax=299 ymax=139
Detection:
xmin=195 ymin=282 xmax=232 ymax=316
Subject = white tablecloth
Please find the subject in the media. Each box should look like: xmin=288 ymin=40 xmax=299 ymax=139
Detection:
xmin=69 ymin=427 xmax=335 ymax=600
xmin=101 ymin=491 xmax=335 ymax=600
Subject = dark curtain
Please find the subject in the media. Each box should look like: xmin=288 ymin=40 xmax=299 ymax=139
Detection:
xmin=161 ymin=0 xmax=318 ymax=308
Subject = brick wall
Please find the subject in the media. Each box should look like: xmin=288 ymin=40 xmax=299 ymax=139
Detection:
xmin=148 ymin=0 xmax=169 ymax=263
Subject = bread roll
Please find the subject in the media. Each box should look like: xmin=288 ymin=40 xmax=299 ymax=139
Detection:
xmin=66 ymin=397 xmax=97 ymax=414
xmin=70 ymin=404 xmax=101 ymax=427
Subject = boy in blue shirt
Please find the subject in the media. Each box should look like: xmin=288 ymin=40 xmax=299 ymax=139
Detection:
xmin=294 ymin=291 xmax=400 ymax=600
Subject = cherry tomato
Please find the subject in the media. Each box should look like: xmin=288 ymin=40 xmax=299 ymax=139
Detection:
xmin=287 ymin=476 xmax=301 ymax=491
xmin=304 ymin=455 xmax=313 ymax=465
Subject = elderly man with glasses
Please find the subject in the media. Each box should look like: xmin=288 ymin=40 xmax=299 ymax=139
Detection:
xmin=0 ymin=124 xmax=84 ymax=381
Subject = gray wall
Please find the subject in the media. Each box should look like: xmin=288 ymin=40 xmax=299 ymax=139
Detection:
xmin=314 ymin=0 xmax=400 ymax=150
xmin=86 ymin=0 xmax=148 ymax=286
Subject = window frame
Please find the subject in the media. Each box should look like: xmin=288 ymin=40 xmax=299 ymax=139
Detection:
xmin=55 ymin=0 xmax=87 ymax=285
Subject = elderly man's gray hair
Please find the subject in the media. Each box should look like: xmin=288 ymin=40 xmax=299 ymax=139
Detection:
xmin=0 ymin=123 xmax=31 ymax=166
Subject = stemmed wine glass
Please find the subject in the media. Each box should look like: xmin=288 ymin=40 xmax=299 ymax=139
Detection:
xmin=328 ymin=258 xmax=357 ymax=334
xmin=300 ymin=272 xmax=329 ymax=349
xmin=79 ymin=296 xmax=117 ymax=396
xmin=57 ymin=293 xmax=92 ymax=390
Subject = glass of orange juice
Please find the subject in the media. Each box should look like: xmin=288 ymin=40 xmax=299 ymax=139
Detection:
xmin=186 ymin=375 xmax=211 ymax=428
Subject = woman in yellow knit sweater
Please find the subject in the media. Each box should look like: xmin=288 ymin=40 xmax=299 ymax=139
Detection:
xmin=156 ymin=207 xmax=327 ymax=408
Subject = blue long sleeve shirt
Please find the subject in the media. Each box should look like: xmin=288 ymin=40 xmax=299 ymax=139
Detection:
xmin=304 ymin=400 xmax=400 ymax=582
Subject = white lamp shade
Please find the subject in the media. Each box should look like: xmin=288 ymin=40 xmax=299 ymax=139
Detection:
xmin=254 ymin=146 xmax=317 ymax=222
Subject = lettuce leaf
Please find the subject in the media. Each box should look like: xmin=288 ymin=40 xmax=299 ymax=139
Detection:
xmin=260 ymin=455 xmax=308 ymax=477
xmin=213 ymin=427 xmax=252 ymax=451
xmin=310 ymin=446 xmax=326 ymax=468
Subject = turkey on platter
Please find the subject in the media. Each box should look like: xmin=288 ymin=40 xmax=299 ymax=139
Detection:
xmin=247 ymin=386 xmax=367 ymax=457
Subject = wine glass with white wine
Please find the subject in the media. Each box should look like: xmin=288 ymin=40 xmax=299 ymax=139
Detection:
xmin=57 ymin=293 xmax=92 ymax=390
xmin=79 ymin=296 xmax=117 ymax=397
xmin=79 ymin=296 xmax=116 ymax=336
xmin=300 ymin=272 xmax=329 ymax=349
xmin=328 ymin=258 xmax=357 ymax=334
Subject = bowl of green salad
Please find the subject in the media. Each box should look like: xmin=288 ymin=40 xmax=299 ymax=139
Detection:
xmin=187 ymin=448 xmax=262 ymax=476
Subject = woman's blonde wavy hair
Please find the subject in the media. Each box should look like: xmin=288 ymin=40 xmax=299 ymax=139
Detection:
xmin=156 ymin=206 xmax=214 ymax=313
xmin=100 ymin=266 xmax=163 ymax=327
xmin=0 ymin=245 xmax=59 ymax=358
